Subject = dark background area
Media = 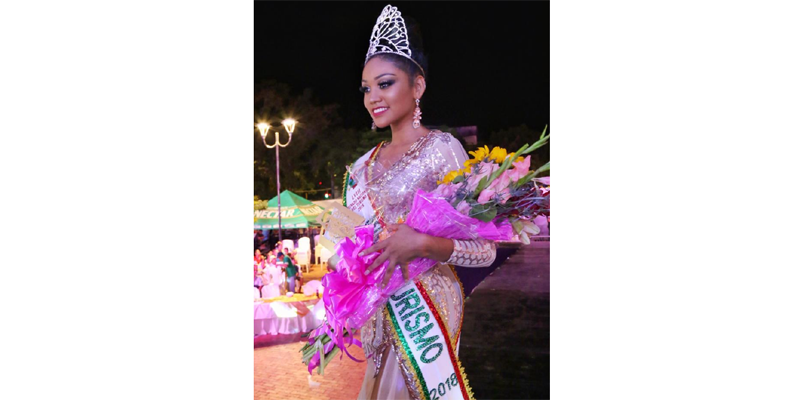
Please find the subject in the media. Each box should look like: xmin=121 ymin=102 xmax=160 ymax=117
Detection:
xmin=256 ymin=1 xmax=548 ymax=133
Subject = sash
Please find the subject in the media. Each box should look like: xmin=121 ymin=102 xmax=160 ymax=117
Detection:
xmin=345 ymin=142 xmax=382 ymax=223
xmin=384 ymin=279 xmax=475 ymax=400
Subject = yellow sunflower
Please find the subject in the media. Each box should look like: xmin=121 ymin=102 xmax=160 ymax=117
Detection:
xmin=439 ymin=169 xmax=460 ymax=185
xmin=468 ymin=145 xmax=490 ymax=161
xmin=488 ymin=147 xmax=508 ymax=164
xmin=463 ymin=158 xmax=480 ymax=169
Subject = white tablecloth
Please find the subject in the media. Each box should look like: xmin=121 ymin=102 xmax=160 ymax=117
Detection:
xmin=254 ymin=299 xmax=324 ymax=336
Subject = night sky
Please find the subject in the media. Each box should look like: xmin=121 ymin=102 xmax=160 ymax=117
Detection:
xmin=255 ymin=1 xmax=549 ymax=136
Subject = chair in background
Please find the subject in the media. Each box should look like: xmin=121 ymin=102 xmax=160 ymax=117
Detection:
xmin=297 ymin=237 xmax=310 ymax=252
xmin=296 ymin=237 xmax=312 ymax=273
xmin=295 ymin=249 xmax=311 ymax=273
xmin=315 ymin=244 xmax=332 ymax=265
xmin=281 ymin=239 xmax=295 ymax=253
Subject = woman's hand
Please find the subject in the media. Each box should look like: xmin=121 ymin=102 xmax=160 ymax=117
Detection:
xmin=361 ymin=224 xmax=428 ymax=288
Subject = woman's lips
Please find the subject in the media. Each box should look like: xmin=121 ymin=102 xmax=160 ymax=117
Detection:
xmin=373 ymin=107 xmax=389 ymax=116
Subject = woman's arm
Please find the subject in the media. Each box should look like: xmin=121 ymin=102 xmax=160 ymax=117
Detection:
xmin=362 ymin=224 xmax=497 ymax=288
xmin=445 ymin=238 xmax=496 ymax=267
xmin=420 ymin=233 xmax=455 ymax=262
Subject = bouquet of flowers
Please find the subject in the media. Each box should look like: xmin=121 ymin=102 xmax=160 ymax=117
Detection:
xmin=301 ymin=126 xmax=550 ymax=375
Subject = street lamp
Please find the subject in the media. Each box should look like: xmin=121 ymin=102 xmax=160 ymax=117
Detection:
xmin=257 ymin=118 xmax=297 ymax=243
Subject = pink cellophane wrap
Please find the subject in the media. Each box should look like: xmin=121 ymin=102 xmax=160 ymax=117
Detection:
xmin=319 ymin=189 xmax=512 ymax=360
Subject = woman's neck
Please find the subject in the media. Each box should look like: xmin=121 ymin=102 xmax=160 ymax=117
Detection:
xmin=388 ymin=116 xmax=430 ymax=147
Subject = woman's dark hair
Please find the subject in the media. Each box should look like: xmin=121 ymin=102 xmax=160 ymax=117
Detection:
xmin=369 ymin=16 xmax=428 ymax=86
xmin=277 ymin=251 xmax=284 ymax=258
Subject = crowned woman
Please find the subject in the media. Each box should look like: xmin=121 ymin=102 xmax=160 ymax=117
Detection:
xmin=342 ymin=5 xmax=498 ymax=400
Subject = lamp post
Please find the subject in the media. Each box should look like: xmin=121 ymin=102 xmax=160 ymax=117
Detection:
xmin=256 ymin=118 xmax=296 ymax=243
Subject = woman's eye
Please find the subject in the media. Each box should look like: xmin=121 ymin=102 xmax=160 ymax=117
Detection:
xmin=359 ymin=86 xmax=370 ymax=94
xmin=378 ymin=80 xmax=394 ymax=89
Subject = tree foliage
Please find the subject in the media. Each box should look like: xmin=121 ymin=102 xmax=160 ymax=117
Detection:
xmin=255 ymin=80 xmax=367 ymax=200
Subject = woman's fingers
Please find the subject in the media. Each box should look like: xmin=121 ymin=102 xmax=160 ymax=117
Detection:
xmin=360 ymin=238 xmax=389 ymax=257
xmin=401 ymin=262 xmax=409 ymax=281
xmin=365 ymin=252 xmax=389 ymax=275
xmin=381 ymin=260 xmax=399 ymax=289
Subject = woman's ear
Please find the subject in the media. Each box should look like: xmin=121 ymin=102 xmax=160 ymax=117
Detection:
xmin=414 ymin=75 xmax=427 ymax=99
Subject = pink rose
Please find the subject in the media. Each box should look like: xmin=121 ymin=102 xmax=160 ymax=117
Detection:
xmin=477 ymin=188 xmax=495 ymax=204
xmin=432 ymin=182 xmax=458 ymax=199
xmin=476 ymin=171 xmax=513 ymax=204
xmin=455 ymin=200 xmax=471 ymax=215
xmin=497 ymin=187 xmax=511 ymax=204
xmin=533 ymin=214 xmax=549 ymax=236
xmin=489 ymin=170 xmax=512 ymax=191
xmin=508 ymin=156 xmax=531 ymax=182
xmin=477 ymin=186 xmax=511 ymax=205
xmin=466 ymin=162 xmax=498 ymax=192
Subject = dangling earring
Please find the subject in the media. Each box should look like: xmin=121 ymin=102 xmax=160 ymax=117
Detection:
xmin=412 ymin=98 xmax=422 ymax=129
xmin=371 ymin=121 xmax=376 ymax=131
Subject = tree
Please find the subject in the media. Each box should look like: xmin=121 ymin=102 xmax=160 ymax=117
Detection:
xmin=254 ymin=80 xmax=343 ymax=200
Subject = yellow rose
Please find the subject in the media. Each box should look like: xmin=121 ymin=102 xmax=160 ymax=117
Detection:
xmin=489 ymin=147 xmax=508 ymax=164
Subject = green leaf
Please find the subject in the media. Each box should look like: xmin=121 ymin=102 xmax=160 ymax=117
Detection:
xmin=514 ymin=174 xmax=534 ymax=189
xmin=470 ymin=204 xmax=497 ymax=222
xmin=477 ymin=207 xmax=498 ymax=222
xmin=474 ymin=176 xmax=490 ymax=193
xmin=532 ymin=161 xmax=550 ymax=177
xmin=451 ymin=175 xmax=465 ymax=184
xmin=318 ymin=348 xmax=325 ymax=375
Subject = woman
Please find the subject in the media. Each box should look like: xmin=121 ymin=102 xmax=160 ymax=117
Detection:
xmin=348 ymin=5 xmax=497 ymax=399
xmin=261 ymin=253 xmax=283 ymax=299
xmin=253 ymin=249 xmax=265 ymax=290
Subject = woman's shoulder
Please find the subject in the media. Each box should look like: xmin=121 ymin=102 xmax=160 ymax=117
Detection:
xmin=427 ymin=129 xmax=457 ymax=143
xmin=422 ymin=129 xmax=469 ymax=168
xmin=352 ymin=144 xmax=380 ymax=168
xmin=425 ymin=129 xmax=466 ymax=154
xmin=426 ymin=129 xmax=463 ymax=149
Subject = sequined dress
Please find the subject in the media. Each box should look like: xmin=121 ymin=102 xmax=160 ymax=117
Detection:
xmin=345 ymin=130 xmax=497 ymax=400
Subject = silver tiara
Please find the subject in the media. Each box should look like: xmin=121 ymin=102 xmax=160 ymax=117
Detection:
xmin=365 ymin=4 xmax=425 ymax=77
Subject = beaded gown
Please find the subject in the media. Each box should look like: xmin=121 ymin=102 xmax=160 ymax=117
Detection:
xmin=345 ymin=130 xmax=496 ymax=400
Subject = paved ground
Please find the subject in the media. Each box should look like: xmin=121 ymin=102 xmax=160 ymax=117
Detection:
xmin=460 ymin=241 xmax=550 ymax=399
xmin=254 ymin=332 xmax=367 ymax=400
xmin=254 ymin=241 xmax=549 ymax=399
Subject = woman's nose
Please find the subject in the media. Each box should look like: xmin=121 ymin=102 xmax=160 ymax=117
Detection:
xmin=369 ymin=91 xmax=381 ymax=104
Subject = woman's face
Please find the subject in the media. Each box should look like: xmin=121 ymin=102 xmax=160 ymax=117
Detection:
xmin=361 ymin=57 xmax=418 ymax=129
xmin=255 ymin=249 xmax=262 ymax=259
